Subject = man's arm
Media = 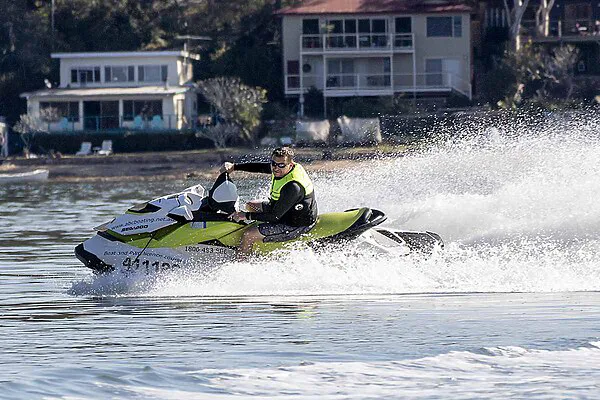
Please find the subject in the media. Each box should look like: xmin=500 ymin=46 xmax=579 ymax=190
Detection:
xmin=231 ymin=162 xmax=272 ymax=174
xmin=246 ymin=182 xmax=304 ymax=222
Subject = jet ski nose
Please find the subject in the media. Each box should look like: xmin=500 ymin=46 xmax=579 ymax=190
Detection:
xmin=75 ymin=243 xmax=114 ymax=273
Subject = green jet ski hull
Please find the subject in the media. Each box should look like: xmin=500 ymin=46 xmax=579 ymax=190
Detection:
xmin=75 ymin=207 xmax=388 ymax=273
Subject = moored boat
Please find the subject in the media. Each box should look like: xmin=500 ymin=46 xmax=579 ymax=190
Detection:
xmin=0 ymin=168 xmax=49 ymax=183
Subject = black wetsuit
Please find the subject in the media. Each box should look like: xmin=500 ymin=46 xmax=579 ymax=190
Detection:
xmin=233 ymin=162 xmax=318 ymax=227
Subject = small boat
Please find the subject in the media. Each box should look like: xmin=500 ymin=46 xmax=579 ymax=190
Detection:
xmin=0 ymin=168 xmax=49 ymax=183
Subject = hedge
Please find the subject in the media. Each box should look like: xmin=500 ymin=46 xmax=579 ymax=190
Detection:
xmin=30 ymin=130 xmax=215 ymax=154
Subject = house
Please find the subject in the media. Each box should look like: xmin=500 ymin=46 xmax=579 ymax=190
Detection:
xmin=484 ymin=0 xmax=600 ymax=75
xmin=276 ymin=0 xmax=474 ymax=115
xmin=20 ymin=51 xmax=200 ymax=132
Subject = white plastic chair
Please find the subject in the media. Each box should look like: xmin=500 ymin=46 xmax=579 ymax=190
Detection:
xmin=97 ymin=140 xmax=113 ymax=156
xmin=75 ymin=142 xmax=92 ymax=156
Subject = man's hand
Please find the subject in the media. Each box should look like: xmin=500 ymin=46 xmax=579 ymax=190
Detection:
xmin=229 ymin=211 xmax=247 ymax=223
xmin=220 ymin=162 xmax=235 ymax=174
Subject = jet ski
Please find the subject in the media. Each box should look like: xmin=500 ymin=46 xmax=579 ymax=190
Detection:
xmin=75 ymin=173 xmax=443 ymax=274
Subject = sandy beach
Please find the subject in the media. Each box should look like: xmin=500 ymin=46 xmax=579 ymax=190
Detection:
xmin=0 ymin=146 xmax=402 ymax=182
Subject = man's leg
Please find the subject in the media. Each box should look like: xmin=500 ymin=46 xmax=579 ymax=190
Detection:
xmin=238 ymin=226 xmax=265 ymax=258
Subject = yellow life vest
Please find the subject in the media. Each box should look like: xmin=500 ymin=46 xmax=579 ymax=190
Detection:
xmin=270 ymin=163 xmax=314 ymax=201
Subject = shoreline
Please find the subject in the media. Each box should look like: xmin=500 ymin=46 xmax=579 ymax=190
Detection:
xmin=0 ymin=146 xmax=406 ymax=183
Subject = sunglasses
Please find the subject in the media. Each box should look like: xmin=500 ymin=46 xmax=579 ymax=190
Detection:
xmin=270 ymin=160 xmax=289 ymax=168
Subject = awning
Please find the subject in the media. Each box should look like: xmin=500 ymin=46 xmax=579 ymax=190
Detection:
xmin=20 ymin=85 xmax=194 ymax=99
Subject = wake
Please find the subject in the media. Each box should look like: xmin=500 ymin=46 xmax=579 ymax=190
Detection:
xmin=70 ymin=110 xmax=600 ymax=296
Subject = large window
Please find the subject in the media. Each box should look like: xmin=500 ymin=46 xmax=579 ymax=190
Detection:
xmin=427 ymin=16 xmax=462 ymax=37
xmin=40 ymin=101 xmax=79 ymax=122
xmin=138 ymin=65 xmax=168 ymax=82
xmin=325 ymin=18 xmax=357 ymax=48
xmin=395 ymin=17 xmax=412 ymax=33
xmin=302 ymin=19 xmax=319 ymax=34
xmin=358 ymin=18 xmax=388 ymax=48
xmin=327 ymin=59 xmax=355 ymax=87
xmin=123 ymin=100 xmax=163 ymax=121
xmin=70 ymin=67 xmax=101 ymax=84
xmin=105 ymin=66 xmax=135 ymax=82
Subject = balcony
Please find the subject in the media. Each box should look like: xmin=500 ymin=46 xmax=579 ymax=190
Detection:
xmin=42 ymin=113 xmax=199 ymax=133
xmin=285 ymin=72 xmax=472 ymax=99
xmin=522 ymin=18 xmax=600 ymax=41
xmin=300 ymin=33 xmax=414 ymax=53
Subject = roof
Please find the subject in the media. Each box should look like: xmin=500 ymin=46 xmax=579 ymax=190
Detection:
xmin=51 ymin=51 xmax=201 ymax=61
xmin=20 ymin=85 xmax=194 ymax=99
xmin=276 ymin=0 xmax=473 ymax=15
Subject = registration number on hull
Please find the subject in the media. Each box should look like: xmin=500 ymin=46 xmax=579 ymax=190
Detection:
xmin=121 ymin=257 xmax=180 ymax=273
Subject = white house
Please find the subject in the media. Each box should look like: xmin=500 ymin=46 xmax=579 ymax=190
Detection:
xmin=20 ymin=51 xmax=200 ymax=132
xmin=277 ymin=0 xmax=473 ymax=114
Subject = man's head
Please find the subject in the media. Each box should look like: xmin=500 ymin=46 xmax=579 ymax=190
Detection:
xmin=271 ymin=147 xmax=294 ymax=178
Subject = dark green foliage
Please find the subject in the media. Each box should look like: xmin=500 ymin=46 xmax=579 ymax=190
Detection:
xmin=0 ymin=0 xmax=296 ymax=126
xmin=303 ymin=87 xmax=324 ymax=118
xmin=31 ymin=131 xmax=214 ymax=154
xmin=0 ymin=0 xmax=53 ymax=124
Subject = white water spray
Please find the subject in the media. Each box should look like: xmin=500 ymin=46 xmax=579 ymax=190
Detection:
xmin=73 ymin=111 xmax=600 ymax=296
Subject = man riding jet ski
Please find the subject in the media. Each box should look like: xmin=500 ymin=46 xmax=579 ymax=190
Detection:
xmin=223 ymin=147 xmax=318 ymax=259
xmin=75 ymin=168 xmax=443 ymax=275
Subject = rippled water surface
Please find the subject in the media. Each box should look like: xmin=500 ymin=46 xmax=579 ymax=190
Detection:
xmin=2 ymin=113 xmax=600 ymax=398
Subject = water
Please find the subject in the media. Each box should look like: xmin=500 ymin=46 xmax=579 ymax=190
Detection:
xmin=2 ymin=112 xmax=600 ymax=398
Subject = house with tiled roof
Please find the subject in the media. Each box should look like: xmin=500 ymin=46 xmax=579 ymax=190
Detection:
xmin=276 ymin=0 xmax=474 ymax=114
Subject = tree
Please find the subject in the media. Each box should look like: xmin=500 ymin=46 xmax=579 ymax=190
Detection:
xmin=534 ymin=45 xmax=580 ymax=103
xmin=535 ymin=0 xmax=556 ymax=37
xmin=197 ymin=77 xmax=267 ymax=144
xmin=12 ymin=108 xmax=56 ymax=155
xmin=196 ymin=122 xmax=239 ymax=149
xmin=492 ymin=43 xmax=581 ymax=109
xmin=495 ymin=42 xmax=545 ymax=108
xmin=503 ymin=0 xmax=531 ymax=50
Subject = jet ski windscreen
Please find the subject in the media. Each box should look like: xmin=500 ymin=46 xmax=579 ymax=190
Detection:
xmin=206 ymin=172 xmax=239 ymax=214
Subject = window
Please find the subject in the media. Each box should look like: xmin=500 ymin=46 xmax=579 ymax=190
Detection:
xmin=287 ymin=60 xmax=300 ymax=88
xmin=358 ymin=19 xmax=371 ymax=33
xmin=427 ymin=16 xmax=462 ymax=37
xmin=372 ymin=19 xmax=386 ymax=33
xmin=302 ymin=19 xmax=319 ymax=34
xmin=287 ymin=60 xmax=299 ymax=74
xmin=357 ymin=18 xmax=388 ymax=48
xmin=40 ymin=101 xmax=79 ymax=122
xmin=138 ymin=65 xmax=168 ymax=82
xmin=425 ymin=59 xmax=443 ymax=86
xmin=327 ymin=59 xmax=355 ymax=87
xmin=344 ymin=20 xmax=356 ymax=33
xmin=325 ymin=18 xmax=358 ymax=48
xmin=70 ymin=67 xmax=101 ymax=84
xmin=395 ymin=17 xmax=412 ymax=33
xmin=105 ymin=66 xmax=134 ymax=82
xmin=123 ymin=100 xmax=163 ymax=121
xmin=327 ymin=20 xmax=343 ymax=33
xmin=453 ymin=16 xmax=462 ymax=37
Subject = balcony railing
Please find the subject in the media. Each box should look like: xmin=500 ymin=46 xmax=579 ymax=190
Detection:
xmin=521 ymin=18 xmax=600 ymax=38
xmin=301 ymin=33 xmax=414 ymax=52
xmin=43 ymin=113 xmax=199 ymax=133
xmin=285 ymin=72 xmax=472 ymax=99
